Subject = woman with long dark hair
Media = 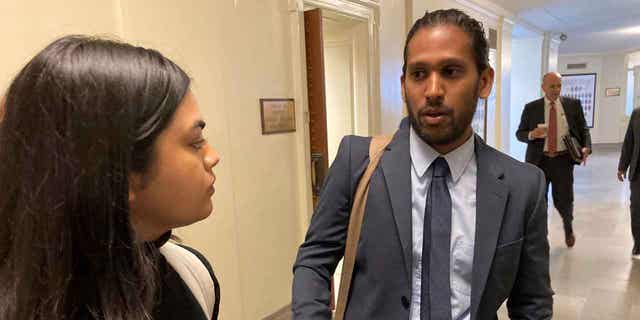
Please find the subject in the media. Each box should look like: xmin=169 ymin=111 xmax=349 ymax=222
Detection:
xmin=0 ymin=35 xmax=220 ymax=320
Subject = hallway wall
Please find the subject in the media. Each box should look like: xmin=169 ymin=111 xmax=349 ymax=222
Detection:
xmin=559 ymin=53 xmax=628 ymax=144
xmin=323 ymin=17 xmax=370 ymax=164
xmin=510 ymin=37 xmax=543 ymax=161
xmin=0 ymin=1 xmax=408 ymax=319
xmin=380 ymin=0 xmax=408 ymax=134
xmin=0 ymin=0 xmax=120 ymax=91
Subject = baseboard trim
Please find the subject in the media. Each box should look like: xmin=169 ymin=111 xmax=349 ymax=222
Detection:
xmin=262 ymin=304 xmax=291 ymax=320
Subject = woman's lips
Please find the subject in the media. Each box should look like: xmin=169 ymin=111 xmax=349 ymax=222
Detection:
xmin=207 ymin=176 xmax=216 ymax=196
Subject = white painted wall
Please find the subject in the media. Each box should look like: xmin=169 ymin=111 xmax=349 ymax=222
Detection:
xmin=323 ymin=17 xmax=371 ymax=164
xmin=541 ymin=33 xmax=561 ymax=75
xmin=634 ymin=66 xmax=640 ymax=113
xmin=497 ymin=19 xmax=513 ymax=152
xmin=629 ymin=51 xmax=640 ymax=68
xmin=558 ymin=53 xmax=628 ymax=144
xmin=379 ymin=0 xmax=407 ymax=134
xmin=352 ymin=22 xmax=370 ymax=136
xmin=510 ymin=37 xmax=543 ymax=161
xmin=324 ymin=38 xmax=355 ymax=164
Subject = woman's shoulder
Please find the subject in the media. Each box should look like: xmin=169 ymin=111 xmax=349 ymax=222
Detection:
xmin=162 ymin=242 xmax=220 ymax=319
xmin=175 ymin=244 xmax=215 ymax=279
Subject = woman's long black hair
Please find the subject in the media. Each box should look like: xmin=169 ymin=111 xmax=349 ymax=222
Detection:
xmin=0 ymin=35 xmax=190 ymax=319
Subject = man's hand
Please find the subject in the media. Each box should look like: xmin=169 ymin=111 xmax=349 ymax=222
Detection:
xmin=618 ymin=170 xmax=626 ymax=182
xmin=530 ymin=127 xmax=547 ymax=139
xmin=581 ymin=147 xmax=590 ymax=165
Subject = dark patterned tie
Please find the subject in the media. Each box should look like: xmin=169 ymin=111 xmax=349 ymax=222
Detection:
xmin=421 ymin=157 xmax=452 ymax=320
xmin=548 ymin=101 xmax=557 ymax=152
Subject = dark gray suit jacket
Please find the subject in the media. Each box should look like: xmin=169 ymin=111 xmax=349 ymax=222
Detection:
xmin=619 ymin=109 xmax=640 ymax=181
xmin=516 ymin=97 xmax=592 ymax=166
xmin=292 ymin=120 xmax=553 ymax=320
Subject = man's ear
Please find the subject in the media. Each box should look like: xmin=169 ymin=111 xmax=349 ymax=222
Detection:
xmin=477 ymin=67 xmax=495 ymax=99
xmin=401 ymin=75 xmax=407 ymax=103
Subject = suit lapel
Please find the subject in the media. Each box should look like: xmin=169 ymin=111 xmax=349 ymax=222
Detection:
xmin=534 ymin=98 xmax=545 ymax=125
xmin=380 ymin=123 xmax=412 ymax=283
xmin=470 ymin=136 xmax=508 ymax=319
xmin=561 ymin=97 xmax=578 ymax=138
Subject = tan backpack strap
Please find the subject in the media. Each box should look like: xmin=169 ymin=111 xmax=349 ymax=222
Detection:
xmin=335 ymin=134 xmax=393 ymax=320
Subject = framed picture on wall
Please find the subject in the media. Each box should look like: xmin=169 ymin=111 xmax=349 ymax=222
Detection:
xmin=605 ymin=87 xmax=621 ymax=96
xmin=259 ymin=98 xmax=296 ymax=134
xmin=560 ymin=73 xmax=597 ymax=128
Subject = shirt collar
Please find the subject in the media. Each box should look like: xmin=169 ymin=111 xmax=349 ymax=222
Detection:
xmin=153 ymin=230 xmax=173 ymax=248
xmin=409 ymin=125 xmax=475 ymax=183
xmin=544 ymin=96 xmax=561 ymax=106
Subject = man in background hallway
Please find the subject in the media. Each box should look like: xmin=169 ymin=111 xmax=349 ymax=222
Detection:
xmin=617 ymin=108 xmax=640 ymax=259
xmin=516 ymin=72 xmax=592 ymax=248
xmin=293 ymin=9 xmax=553 ymax=320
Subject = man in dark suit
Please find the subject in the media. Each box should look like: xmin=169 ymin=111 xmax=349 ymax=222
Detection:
xmin=516 ymin=72 xmax=591 ymax=248
xmin=293 ymin=9 xmax=553 ymax=320
xmin=617 ymin=108 xmax=640 ymax=259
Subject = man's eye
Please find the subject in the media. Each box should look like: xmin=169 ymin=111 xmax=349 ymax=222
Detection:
xmin=412 ymin=70 xmax=426 ymax=79
xmin=443 ymin=67 xmax=462 ymax=77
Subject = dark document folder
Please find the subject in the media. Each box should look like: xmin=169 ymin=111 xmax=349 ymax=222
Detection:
xmin=563 ymin=135 xmax=583 ymax=162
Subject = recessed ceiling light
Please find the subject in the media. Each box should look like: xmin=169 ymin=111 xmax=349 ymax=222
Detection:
xmin=618 ymin=26 xmax=640 ymax=34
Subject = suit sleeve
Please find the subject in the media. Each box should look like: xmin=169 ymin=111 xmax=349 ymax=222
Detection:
xmin=507 ymin=169 xmax=553 ymax=319
xmin=619 ymin=110 xmax=636 ymax=172
xmin=291 ymin=136 xmax=361 ymax=320
xmin=516 ymin=103 xmax=533 ymax=143
xmin=574 ymin=99 xmax=592 ymax=152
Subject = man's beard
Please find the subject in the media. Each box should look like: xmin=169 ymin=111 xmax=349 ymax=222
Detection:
xmin=406 ymin=84 xmax=479 ymax=147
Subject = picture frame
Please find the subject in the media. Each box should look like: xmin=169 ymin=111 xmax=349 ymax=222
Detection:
xmin=259 ymin=98 xmax=296 ymax=134
xmin=561 ymin=73 xmax=597 ymax=128
xmin=605 ymin=87 xmax=621 ymax=97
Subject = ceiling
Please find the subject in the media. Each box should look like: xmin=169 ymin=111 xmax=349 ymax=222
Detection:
xmin=490 ymin=0 xmax=640 ymax=55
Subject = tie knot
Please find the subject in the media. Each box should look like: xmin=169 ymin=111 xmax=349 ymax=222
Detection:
xmin=550 ymin=101 xmax=556 ymax=108
xmin=432 ymin=157 xmax=450 ymax=178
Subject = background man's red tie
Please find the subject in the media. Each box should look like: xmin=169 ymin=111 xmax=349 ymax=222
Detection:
xmin=548 ymin=101 xmax=557 ymax=153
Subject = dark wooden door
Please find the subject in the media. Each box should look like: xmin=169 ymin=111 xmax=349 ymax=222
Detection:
xmin=304 ymin=9 xmax=329 ymax=208
xmin=303 ymin=8 xmax=334 ymax=309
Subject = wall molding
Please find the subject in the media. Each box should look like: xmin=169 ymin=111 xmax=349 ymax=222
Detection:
xmin=303 ymin=0 xmax=375 ymax=20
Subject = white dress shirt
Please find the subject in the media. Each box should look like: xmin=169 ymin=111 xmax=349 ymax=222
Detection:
xmin=409 ymin=126 xmax=477 ymax=320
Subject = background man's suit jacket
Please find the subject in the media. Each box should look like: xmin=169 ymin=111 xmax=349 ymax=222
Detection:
xmin=516 ymin=97 xmax=592 ymax=166
xmin=619 ymin=108 xmax=640 ymax=180
xmin=292 ymin=120 xmax=553 ymax=320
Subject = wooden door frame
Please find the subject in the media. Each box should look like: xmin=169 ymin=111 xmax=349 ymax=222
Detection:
xmin=288 ymin=0 xmax=381 ymax=233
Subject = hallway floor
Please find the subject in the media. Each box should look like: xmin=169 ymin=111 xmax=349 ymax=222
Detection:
xmin=280 ymin=144 xmax=640 ymax=319
xmin=499 ymin=143 xmax=640 ymax=319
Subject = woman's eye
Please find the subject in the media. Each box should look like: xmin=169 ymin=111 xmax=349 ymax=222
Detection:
xmin=191 ymin=139 xmax=206 ymax=150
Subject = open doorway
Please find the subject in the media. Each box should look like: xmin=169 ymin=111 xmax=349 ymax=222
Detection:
xmin=303 ymin=5 xmax=373 ymax=308
xmin=323 ymin=10 xmax=370 ymax=163
xmin=304 ymin=7 xmax=371 ymax=203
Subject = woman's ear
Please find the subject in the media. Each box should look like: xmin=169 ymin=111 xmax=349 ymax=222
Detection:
xmin=128 ymin=173 xmax=143 ymax=205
